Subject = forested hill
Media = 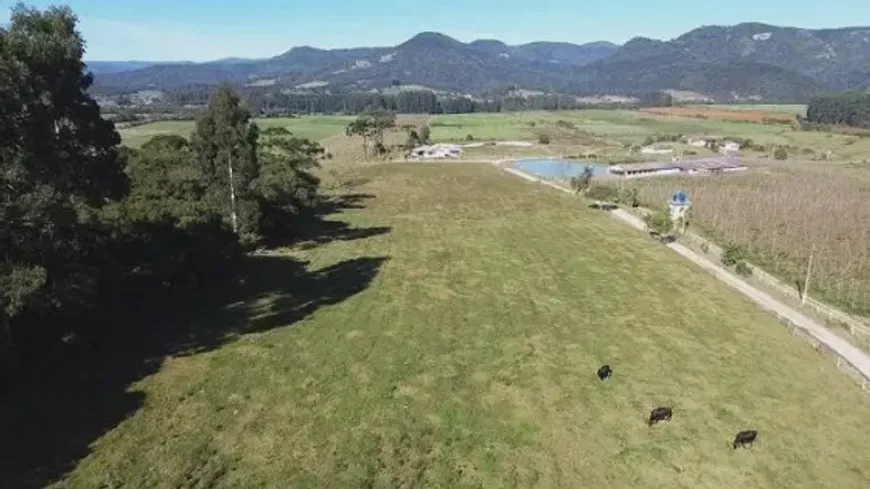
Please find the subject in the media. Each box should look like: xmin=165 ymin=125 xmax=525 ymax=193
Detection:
xmin=92 ymin=23 xmax=870 ymax=102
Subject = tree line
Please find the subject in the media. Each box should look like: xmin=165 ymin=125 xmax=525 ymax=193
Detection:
xmin=805 ymin=93 xmax=870 ymax=128
xmin=107 ymin=85 xmax=673 ymax=118
xmin=1 ymin=5 xmax=323 ymax=386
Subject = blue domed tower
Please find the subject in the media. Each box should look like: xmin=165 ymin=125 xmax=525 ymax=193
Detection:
xmin=668 ymin=190 xmax=692 ymax=235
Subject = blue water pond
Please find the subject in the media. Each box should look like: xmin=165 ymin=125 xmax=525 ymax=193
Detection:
xmin=513 ymin=159 xmax=610 ymax=180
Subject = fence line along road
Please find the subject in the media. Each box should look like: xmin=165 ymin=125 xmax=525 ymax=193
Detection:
xmin=499 ymin=165 xmax=870 ymax=390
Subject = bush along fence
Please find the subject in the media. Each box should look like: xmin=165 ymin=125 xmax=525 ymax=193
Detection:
xmin=678 ymin=232 xmax=870 ymax=343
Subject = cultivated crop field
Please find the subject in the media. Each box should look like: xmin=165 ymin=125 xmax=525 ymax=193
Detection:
xmin=119 ymin=115 xmax=355 ymax=147
xmin=702 ymin=104 xmax=808 ymax=116
xmin=619 ymin=164 xmax=870 ymax=317
xmin=21 ymin=163 xmax=870 ymax=489
xmin=640 ymin=107 xmax=797 ymax=124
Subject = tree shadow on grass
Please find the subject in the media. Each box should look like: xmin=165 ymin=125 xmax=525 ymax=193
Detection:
xmin=171 ymin=254 xmax=389 ymax=357
xmin=0 ymin=198 xmax=390 ymax=489
xmin=262 ymin=193 xmax=390 ymax=250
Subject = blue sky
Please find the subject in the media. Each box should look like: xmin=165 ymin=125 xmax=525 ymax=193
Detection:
xmin=3 ymin=0 xmax=869 ymax=61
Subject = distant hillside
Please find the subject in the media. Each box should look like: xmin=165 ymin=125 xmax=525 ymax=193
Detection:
xmin=90 ymin=34 xmax=619 ymax=95
xmin=91 ymin=24 xmax=870 ymax=101
xmin=85 ymin=60 xmax=195 ymax=74
xmin=599 ymin=23 xmax=870 ymax=93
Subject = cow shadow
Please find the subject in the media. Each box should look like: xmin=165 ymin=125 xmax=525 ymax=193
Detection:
xmin=0 ymin=194 xmax=390 ymax=489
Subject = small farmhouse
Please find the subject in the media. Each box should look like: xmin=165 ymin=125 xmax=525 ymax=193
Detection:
xmin=686 ymin=137 xmax=707 ymax=148
xmin=719 ymin=141 xmax=741 ymax=155
xmin=640 ymin=144 xmax=675 ymax=155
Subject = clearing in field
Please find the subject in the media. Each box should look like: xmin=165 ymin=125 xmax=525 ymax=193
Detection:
xmin=10 ymin=163 xmax=870 ymax=489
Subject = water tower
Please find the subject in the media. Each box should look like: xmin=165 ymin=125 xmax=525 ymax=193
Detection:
xmin=669 ymin=190 xmax=692 ymax=235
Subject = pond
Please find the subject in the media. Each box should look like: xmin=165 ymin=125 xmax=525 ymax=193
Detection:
xmin=512 ymin=159 xmax=610 ymax=180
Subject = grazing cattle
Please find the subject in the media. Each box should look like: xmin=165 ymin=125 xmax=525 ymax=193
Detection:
xmin=732 ymin=430 xmax=758 ymax=449
xmin=597 ymin=364 xmax=612 ymax=381
xmin=648 ymin=407 xmax=673 ymax=426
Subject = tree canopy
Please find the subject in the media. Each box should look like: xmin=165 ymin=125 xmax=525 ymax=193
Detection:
xmin=0 ymin=4 xmax=324 ymax=386
xmin=806 ymin=93 xmax=870 ymax=128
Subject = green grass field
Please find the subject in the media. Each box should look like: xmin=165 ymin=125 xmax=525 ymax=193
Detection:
xmin=119 ymin=115 xmax=355 ymax=147
xmin=47 ymin=163 xmax=870 ymax=488
xmin=425 ymin=109 xmax=870 ymax=162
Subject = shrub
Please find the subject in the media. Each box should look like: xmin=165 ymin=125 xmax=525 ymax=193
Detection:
xmin=538 ymin=134 xmax=551 ymax=145
xmin=619 ymin=187 xmax=640 ymax=207
xmin=568 ymin=166 xmax=596 ymax=193
xmin=735 ymin=261 xmax=753 ymax=277
xmin=774 ymin=147 xmax=788 ymax=160
xmin=465 ymin=134 xmax=474 ymax=141
xmin=643 ymin=209 xmax=672 ymax=236
xmin=586 ymin=185 xmax=620 ymax=202
xmin=721 ymin=243 xmax=748 ymax=267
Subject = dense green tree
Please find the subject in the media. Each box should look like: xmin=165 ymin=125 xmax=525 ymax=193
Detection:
xmin=806 ymin=93 xmax=870 ymax=128
xmin=118 ymin=135 xmax=213 ymax=225
xmin=0 ymin=5 xmax=251 ymax=384
xmin=368 ymin=109 xmax=397 ymax=157
xmin=190 ymin=85 xmax=261 ymax=244
xmin=1 ymin=4 xmax=128 ymax=359
xmin=346 ymin=117 xmax=375 ymax=158
xmin=345 ymin=109 xmax=397 ymax=159
xmin=107 ymin=137 xmax=240 ymax=305
xmin=418 ymin=125 xmax=431 ymax=145
xmin=254 ymin=127 xmax=322 ymax=238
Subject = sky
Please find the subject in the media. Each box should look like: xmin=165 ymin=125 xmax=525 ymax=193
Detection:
xmin=2 ymin=0 xmax=869 ymax=62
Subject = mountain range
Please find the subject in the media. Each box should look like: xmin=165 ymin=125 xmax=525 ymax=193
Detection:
xmin=91 ymin=23 xmax=870 ymax=101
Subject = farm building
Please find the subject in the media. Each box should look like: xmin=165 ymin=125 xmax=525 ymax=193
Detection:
xmin=640 ymin=144 xmax=675 ymax=155
xmin=686 ymin=137 xmax=708 ymax=148
xmin=410 ymin=143 xmax=463 ymax=159
xmin=610 ymin=157 xmax=748 ymax=179
xmin=719 ymin=141 xmax=741 ymax=155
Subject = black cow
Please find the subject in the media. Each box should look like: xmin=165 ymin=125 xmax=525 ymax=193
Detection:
xmin=732 ymin=430 xmax=758 ymax=449
xmin=648 ymin=407 xmax=673 ymax=426
xmin=597 ymin=364 xmax=612 ymax=381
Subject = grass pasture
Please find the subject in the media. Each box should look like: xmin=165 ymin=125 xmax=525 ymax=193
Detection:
xmin=119 ymin=115 xmax=355 ymax=147
xmin=17 ymin=163 xmax=870 ymax=489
